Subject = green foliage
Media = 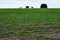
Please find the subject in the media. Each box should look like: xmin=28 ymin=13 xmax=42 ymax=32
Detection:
xmin=0 ymin=8 xmax=60 ymax=38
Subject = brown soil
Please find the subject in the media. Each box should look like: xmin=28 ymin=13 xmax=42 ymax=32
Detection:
xmin=33 ymin=22 xmax=60 ymax=26
xmin=1 ymin=32 xmax=60 ymax=40
xmin=1 ymin=22 xmax=60 ymax=40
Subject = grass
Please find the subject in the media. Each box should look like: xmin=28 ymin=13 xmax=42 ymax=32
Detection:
xmin=0 ymin=8 xmax=60 ymax=38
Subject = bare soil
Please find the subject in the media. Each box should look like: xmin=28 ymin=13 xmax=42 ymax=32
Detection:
xmin=1 ymin=33 xmax=60 ymax=40
xmin=1 ymin=22 xmax=60 ymax=40
xmin=33 ymin=22 xmax=60 ymax=26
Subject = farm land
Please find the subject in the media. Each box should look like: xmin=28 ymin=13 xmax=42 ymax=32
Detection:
xmin=0 ymin=8 xmax=60 ymax=40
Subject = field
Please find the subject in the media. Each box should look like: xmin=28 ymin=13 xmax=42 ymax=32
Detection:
xmin=0 ymin=8 xmax=60 ymax=40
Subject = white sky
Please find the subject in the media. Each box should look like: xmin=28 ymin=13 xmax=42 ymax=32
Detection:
xmin=0 ymin=0 xmax=60 ymax=8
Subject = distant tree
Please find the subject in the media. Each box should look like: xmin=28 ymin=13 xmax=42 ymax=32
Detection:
xmin=20 ymin=7 xmax=22 ymax=8
xmin=40 ymin=4 xmax=48 ymax=8
xmin=26 ymin=6 xmax=29 ymax=8
xmin=31 ymin=6 xmax=33 ymax=8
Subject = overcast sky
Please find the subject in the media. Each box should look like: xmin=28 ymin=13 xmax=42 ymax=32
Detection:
xmin=0 ymin=0 xmax=60 ymax=8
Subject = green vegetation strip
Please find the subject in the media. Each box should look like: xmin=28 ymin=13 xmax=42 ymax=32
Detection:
xmin=0 ymin=8 xmax=60 ymax=38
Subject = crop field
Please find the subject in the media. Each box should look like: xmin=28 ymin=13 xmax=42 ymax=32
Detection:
xmin=0 ymin=8 xmax=60 ymax=40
